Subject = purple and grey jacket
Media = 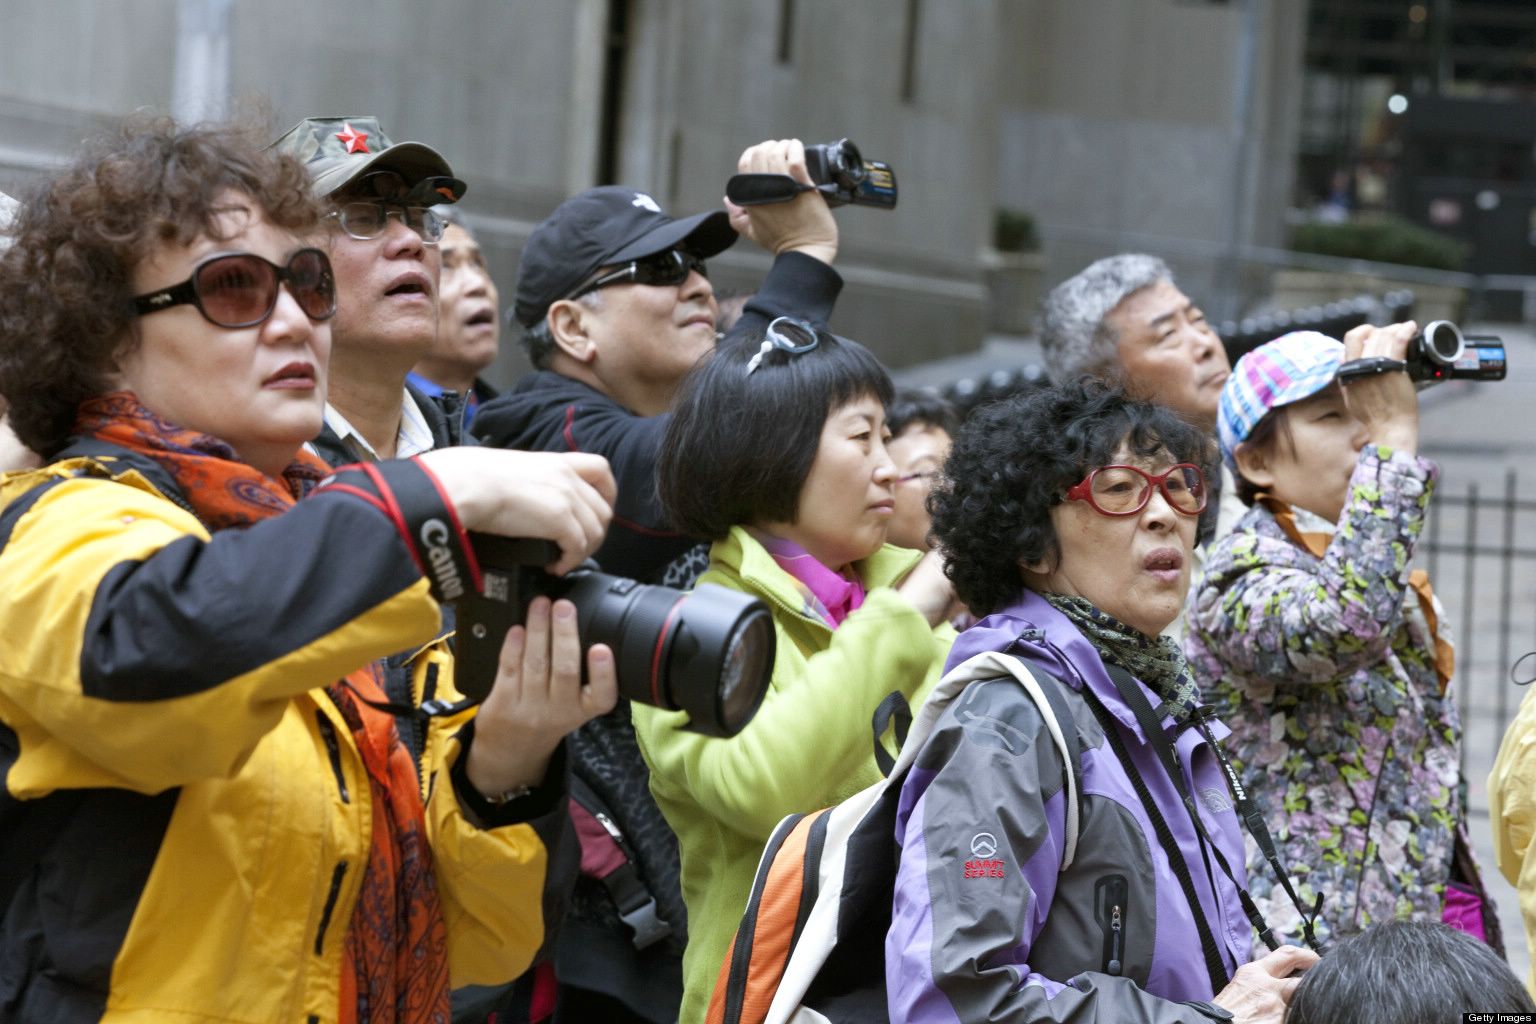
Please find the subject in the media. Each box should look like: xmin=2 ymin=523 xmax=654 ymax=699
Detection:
xmin=886 ymin=589 xmax=1252 ymax=1023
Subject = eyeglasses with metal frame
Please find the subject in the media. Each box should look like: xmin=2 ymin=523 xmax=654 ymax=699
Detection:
xmin=1064 ymin=463 xmax=1208 ymax=517
xmin=328 ymin=201 xmax=445 ymax=245
xmin=130 ymin=248 xmax=338 ymax=329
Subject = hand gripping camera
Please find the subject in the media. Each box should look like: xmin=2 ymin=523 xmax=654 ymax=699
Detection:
xmin=725 ymin=138 xmax=897 ymax=210
xmin=453 ymin=537 xmax=775 ymax=737
xmin=1336 ymin=320 xmax=1506 ymax=389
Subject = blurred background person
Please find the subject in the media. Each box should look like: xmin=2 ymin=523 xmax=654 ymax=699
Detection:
xmin=1284 ymin=921 xmax=1533 ymax=1024
xmin=1490 ymin=662 xmax=1536 ymax=997
xmin=0 ymin=119 xmax=617 ymax=1024
xmin=897 ymin=378 xmax=1313 ymax=1023
xmin=644 ymin=321 xmax=956 ymax=1023
xmin=409 ymin=207 xmax=501 ymax=427
xmin=1187 ymin=327 xmax=1499 ymax=949
xmin=883 ymin=386 xmax=958 ymax=552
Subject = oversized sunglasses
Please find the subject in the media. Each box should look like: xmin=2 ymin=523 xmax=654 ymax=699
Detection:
xmin=745 ymin=316 xmax=823 ymax=376
xmin=566 ymin=248 xmax=707 ymax=302
xmin=1065 ymin=463 xmax=1208 ymax=518
xmin=131 ymin=248 xmax=337 ymax=329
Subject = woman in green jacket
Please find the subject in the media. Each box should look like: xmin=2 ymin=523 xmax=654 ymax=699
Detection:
xmin=635 ymin=319 xmax=956 ymax=1021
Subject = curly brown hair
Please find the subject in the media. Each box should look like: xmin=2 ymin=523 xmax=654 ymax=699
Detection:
xmin=0 ymin=118 xmax=324 ymax=456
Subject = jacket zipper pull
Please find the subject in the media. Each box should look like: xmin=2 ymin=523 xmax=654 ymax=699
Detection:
xmin=1108 ymin=903 xmax=1124 ymax=975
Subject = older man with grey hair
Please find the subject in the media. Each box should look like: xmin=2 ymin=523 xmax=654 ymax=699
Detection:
xmin=1040 ymin=253 xmax=1243 ymax=637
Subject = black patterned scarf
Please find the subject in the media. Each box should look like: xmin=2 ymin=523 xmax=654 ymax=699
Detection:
xmin=1043 ymin=593 xmax=1202 ymax=724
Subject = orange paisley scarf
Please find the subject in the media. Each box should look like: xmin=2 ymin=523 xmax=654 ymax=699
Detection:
xmin=74 ymin=392 xmax=451 ymax=1023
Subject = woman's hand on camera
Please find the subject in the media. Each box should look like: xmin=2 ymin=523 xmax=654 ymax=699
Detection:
xmin=724 ymin=138 xmax=838 ymax=267
xmin=1211 ymin=945 xmax=1320 ymax=1024
xmin=1341 ymin=320 xmax=1420 ymax=455
xmin=897 ymin=549 xmax=957 ymax=628
xmin=465 ymin=596 xmax=620 ymax=799
xmin=417 ymin=448 xmax=617 ymax=576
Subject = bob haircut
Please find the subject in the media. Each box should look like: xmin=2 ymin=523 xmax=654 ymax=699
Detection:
xmin=929 ymin=377 xmax=1210 ymax=616
xmin=0 ymin=118 xmax=324 ymax=457
xmin=658 ymin=324 xmax=894 ymax=541
xmin=1286 ymin=920 xmax=1533 ymax=1024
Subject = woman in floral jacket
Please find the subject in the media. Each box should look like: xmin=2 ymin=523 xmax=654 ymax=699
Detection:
xmin=1186 ymin=326 xmax=1498 ymax=949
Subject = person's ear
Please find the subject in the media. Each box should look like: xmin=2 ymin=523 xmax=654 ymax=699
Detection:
xmin=1018 ymin=549 xmax=1056 ymax=583
xmin=1232 ymin=441 xmax=1275 ymax=492
xmin=547 ymin=300 xmax=598 ymax=365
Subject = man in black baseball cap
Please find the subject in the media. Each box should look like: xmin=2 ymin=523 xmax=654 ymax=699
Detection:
xmin=269 ymin=116 xmax=475 ymax=466
xmin=475 ymin=138 xmax=843 ymax=586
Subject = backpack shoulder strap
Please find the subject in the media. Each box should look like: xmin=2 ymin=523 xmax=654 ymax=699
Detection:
xmin=1007 ymin=654 xmax=1084 ymax=869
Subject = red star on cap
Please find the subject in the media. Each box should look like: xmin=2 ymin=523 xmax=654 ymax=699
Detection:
xmin=335 ymin=123 xmax=370 ymax=155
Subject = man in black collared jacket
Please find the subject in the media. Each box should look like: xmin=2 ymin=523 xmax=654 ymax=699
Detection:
xmin=474 ymin=139 xmax=842 ymax=589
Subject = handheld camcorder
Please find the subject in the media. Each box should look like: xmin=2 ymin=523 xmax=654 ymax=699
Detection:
xmin=453 ymin=536 xmax=775 ymax=737
xmin=725 ymin=138 xmax=897 ymax=210
xmin=1336 ymin=320 xmax=1506 ymax=389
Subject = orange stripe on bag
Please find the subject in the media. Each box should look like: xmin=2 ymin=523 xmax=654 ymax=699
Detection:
xmin=707 ymin=809 xmax=830 ymax=1024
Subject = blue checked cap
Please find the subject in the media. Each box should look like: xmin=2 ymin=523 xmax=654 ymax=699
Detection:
xmin=1218 ymin=331 xmax=1343 ymax=468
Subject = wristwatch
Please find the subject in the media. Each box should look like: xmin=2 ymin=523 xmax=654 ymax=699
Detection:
xmin=480 ymin=782 xmax=535 ymax=805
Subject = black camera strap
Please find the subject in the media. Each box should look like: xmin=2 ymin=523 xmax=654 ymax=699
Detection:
xmin=1099 ymin=665 xmax=1325 ymax=953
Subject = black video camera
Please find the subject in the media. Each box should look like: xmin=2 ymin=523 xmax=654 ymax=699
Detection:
xmin=725 ymin=138 xmax=897 ymax=210
xmin=453 ymin=536 xmax=775 ymax=737
xmin=1336 ymin=320 xmax=1506 ymax=389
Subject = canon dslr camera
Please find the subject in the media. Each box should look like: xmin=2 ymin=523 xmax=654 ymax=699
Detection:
xmin=452 ymin=536 xmax=775 ymax=737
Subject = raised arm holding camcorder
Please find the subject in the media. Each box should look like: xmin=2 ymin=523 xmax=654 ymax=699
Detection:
xmin=1187 ymin=321 xmax=1501 ymax=952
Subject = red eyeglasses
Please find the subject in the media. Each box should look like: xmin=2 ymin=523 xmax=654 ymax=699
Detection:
xmin=1065 ymin=463 xmax=1208 ymax=517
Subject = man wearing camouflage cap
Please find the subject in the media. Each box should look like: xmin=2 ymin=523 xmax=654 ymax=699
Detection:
xmin=269 ymin=115 xmax=474 ymax=466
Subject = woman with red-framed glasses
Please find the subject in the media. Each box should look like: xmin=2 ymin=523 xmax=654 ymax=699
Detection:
xmin=888 ymin=378 xmax=1320 ymax=1024
xmin=0 ymin=119 xmax=620 ymax=1023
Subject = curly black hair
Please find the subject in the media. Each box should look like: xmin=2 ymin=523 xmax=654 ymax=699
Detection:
xmin=929 ymin=377 xmax=1211 ymax=615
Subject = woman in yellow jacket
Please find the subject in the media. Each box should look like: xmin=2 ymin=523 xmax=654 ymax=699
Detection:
xmin=635 ymin=322 xmax=957 ymax=1022
xmin=0 ymin=121 xmax=618 ymax=1024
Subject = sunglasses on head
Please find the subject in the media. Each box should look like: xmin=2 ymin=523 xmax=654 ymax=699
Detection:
xmin=131 ymin=248 xmax=338 ymax=329
xmin=745 ymin=316 xmax=823 ymax=375
xmin=566 ymin=248 xmax=707 ymax=302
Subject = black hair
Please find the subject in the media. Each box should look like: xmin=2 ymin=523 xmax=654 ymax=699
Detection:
xmin=929 ymin=376 xmax=1210 ymax=615
xmin=887 ymin=386 xmax=959 ymax=439
xmin=658 ymin=324 xmax=895 ymax=540
xmin=1287 ymin=921 xmax=1533 ymax=1024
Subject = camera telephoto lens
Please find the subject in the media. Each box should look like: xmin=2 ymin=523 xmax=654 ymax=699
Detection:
xmin=453 ymin=536 xmax=775 ymax=737
xmin=551 ymin=573 xmax=774 ymax=737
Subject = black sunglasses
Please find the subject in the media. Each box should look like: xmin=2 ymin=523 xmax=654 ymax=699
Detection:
xmin=566 ymin=248 xmax=707 ymax=302
xmin=131 ymin=248 xmax=338 ymax=329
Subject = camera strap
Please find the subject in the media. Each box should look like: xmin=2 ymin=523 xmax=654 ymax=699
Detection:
xmin=1099 ymin=665 xmax=1325 ymax=953
xmin=1336 ymin=356 xmax=1407 ymax=384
